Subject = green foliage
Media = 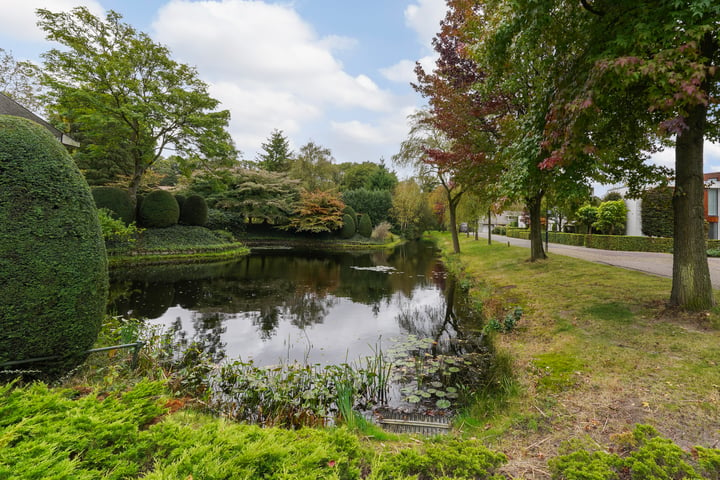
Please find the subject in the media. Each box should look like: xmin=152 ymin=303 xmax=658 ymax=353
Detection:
xmin=37 ymin=7 xmax=237 ymax=196
xmin=358 ymin=214 xmax=373 ymax=237
xmin=134 ymin=225 xmax=235 ymax=251
xmin=0 ymin=115 xmax=108 ymax=377
xmin=91 ymin=186 xmax=135 ymax=224
xmin=576 ymin=205 xmax=599 ymax=234
xmin=174 ymin=194 xmax=186 ymax=210
xmin=205 ymin=208 xmax=246 ymax=236
xmin=370 ymin=437 xmax=507 ymax=479
xmin=207 ymin=168 xmax=300 ymax=224
xmin=257 ymin=129 xmax=293 ymax=172
xmin=641 ymin=186 xmax=674 ymax=238
xmin=483 ymin=307 xmax=523 ymax=334
xmin=549 ymin=424 xmax=718 ymax=480
xmin=593 ymin=200 xmax=628 ymax=235
xmin=342 ymin=188 xmax=393 ymax=226
xmin=283 ymin=190 xmax=345 ymax=234
xmin=340 ymin=213 xmax=357 ymax=239
xmin=98 ymin=208 xmax=142 ymax=251
xmin=603 ymin=191 xmax=623 ymax=202
xmin=532 ymin=353 xmax=583 ymax=393
xmin=138 ymin=190 xmax=180 ymax=228
xmin=179 ymin=194 xmax=208 ymax=226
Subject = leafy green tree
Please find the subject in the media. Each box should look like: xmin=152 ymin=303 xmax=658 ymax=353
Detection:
xmin=282 ymin=190 xmax=345 ymax=233
xmin=0 ymin=48 xmax=43 ymax=113
xmin=367 ymin=160 xmax=398 ymax=191
xmin=576 ymin=204 xmax=599 ymax=235
xmin=289 ymin=141 xmax=338 ymax=191
xmin=593 ymin=200 xmax=628 ymax=235
xmin=208 ymin=168 xmax=301 ymax=225
xmin=37 ymin=7 xmax=237 ymax=200
xmin=257 ymin=129 xmax=293 ymax=172
xmin=391 ymin=179 xmax=428 ymax=239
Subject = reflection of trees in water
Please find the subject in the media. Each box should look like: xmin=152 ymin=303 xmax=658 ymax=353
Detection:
xmin=395 ymin=276 xmax=486 ymax=357
xmin=164 ymin=311 xmax=228 ymax=364
xmin=109 ymin=242 xmax=441 ymax=342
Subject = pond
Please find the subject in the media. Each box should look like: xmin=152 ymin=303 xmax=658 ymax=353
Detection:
xmin=109 ymin=240 xmax=494 ymax=416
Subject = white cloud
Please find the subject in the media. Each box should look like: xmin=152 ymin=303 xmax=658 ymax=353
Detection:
xmin=404 ymin=0 xmax=447 ymax=49
xmin=0 ymin=0 xmax=104 ymax=42
xmin=380 ymin=55 xmax=435 ymax=83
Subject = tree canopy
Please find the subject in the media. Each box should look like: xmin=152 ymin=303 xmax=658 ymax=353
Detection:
xmin=37 ymin=7 xmax=237 ymax=198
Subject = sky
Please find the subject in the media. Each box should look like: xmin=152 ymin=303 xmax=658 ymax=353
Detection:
xmin=2 ymin=0 xmax=720 ymax=192
xmin=0 ymin=0 xmax=446 ymax=173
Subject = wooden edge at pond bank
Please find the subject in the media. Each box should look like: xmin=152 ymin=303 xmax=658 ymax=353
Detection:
xmin=427 ymin=231 xmax=720 ymax=479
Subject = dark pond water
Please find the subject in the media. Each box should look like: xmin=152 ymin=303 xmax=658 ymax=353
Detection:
xmin=109 ymin=241 xmax=486 ymax=368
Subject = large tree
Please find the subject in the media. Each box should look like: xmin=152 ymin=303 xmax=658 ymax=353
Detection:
xmin=0 ymin=48 xmax=44 ymax=113
xmin=405 ymin=0 xmax=504 ymax=254
xmin=37 ymin=7 xmax=237 ymax=199
xmin=528 ymin=1 xmax=719 ymax=309
xmin=289 ymin=141 xmax=339 ymax=191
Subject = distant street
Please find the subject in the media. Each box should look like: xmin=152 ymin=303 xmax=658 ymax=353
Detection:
xmin=491 ymin=235 xmax=720 ymax=289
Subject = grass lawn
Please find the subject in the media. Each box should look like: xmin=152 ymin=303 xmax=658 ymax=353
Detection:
xmin=429 ymin=232 xmax=720 ymax=478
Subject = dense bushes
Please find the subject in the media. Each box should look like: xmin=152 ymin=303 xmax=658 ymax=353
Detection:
xmin=504 ymin=228 xmax=676 ymax=253
xmin=340 ymin=213 xmax=357 ymax=238
xmin=358 ymin=214 xmax=373 ymax=237
xmin=641 ymin=185 xmax=674 ymax=237
xmin=205 ymin=208 xmax=246 ymax=236
xmin=342 ymin=188 xmax=392 ymax=226
xmin=180 ymin=194 xmax=208 ymax=226
xmin=138 ymin=190 xmax=180 ymax=228
xmin=91 ymin=186 xmax=135 ymax=224
xmin=0 ymin=115 xmax=108 ymax=376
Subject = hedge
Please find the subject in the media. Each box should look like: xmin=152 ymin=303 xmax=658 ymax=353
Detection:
xmin=91 ymin=186 xmax=135 ymax=224
xmin=138 ymin=190 xmax=180 ymax=228
xmin=0 ymin=115 xmax=108 ymax=377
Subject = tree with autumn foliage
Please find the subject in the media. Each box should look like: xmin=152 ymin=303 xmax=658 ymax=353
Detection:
xmin=282 ymin=190 xmax=345 ymax=234
xmin=397 ymin=0 xmax=504 ymax=254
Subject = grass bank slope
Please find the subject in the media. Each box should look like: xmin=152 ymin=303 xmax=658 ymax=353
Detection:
xmin=430 ymin=232 xmax=720 ymax=478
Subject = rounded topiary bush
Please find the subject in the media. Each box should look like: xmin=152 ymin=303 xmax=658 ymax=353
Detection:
xmin=175 ymin=194 xmax=186 ymax=210
xmin=91 ymin=186 xmax=135 ymax=224
xmin=340 ymin=213 xmax=357 ymax=239
xmin=138 ymin=190 xmax=180 ymax=228
xmin=0 ymin=115 xmax=108 ymax=376
xmin=180 ymin=194 xmax=208 ymax=226
xmin=358 ymin=214 xmax=373 ymax=237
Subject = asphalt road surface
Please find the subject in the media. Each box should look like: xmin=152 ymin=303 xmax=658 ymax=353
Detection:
xmin=491 ymin=234 xmax=720 ymax=289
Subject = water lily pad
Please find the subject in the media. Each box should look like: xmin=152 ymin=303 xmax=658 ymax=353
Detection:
xmin=430 ymin=381 xmax=443 ymax=388
xmin=446 ymin=386 xmax=457 ymax=393
xmin=436 ymin=399 xmax=451 ymax=409
xmin=407 ymin=395 xmax=421 ymax=403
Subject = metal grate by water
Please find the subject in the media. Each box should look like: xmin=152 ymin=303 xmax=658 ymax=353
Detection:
xmin=376 ymin=410 xmax=452 ymax=436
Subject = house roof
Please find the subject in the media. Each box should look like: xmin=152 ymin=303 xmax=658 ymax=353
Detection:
xmin=0 ymin=92 xmax=79 ymax=147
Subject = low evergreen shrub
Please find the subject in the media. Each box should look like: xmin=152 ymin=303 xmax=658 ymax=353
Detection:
xmin=138 ymin=190 xmax=180 ymax=228
xmin=91 ymin=186 xmax=135 ymax=224
xmin=206 ymin=208 xmax=246 ymax=236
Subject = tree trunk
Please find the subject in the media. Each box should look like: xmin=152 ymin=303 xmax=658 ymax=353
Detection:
xmin=527 ymin=192 xmax=546 ymax=261
xmin=447 ymin=190 xmax=463 ymax=254
xmin=670 ymin=101 xmax=714 ymax=310
xmin=487 ymin=207 xmax=492 ymax=245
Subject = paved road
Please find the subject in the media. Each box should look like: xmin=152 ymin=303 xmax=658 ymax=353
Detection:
xmin=491 ymin=235 xmax=720 ymax=289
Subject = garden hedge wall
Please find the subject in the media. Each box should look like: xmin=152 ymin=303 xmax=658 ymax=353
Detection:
xmin=502 ymin=228 xmax=720 ymax=253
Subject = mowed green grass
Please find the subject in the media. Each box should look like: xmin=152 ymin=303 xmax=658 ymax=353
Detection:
xmin=430 ymin=232 xmax=720 ymax=458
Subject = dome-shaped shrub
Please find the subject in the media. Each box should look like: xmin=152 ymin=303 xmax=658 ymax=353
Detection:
xmin=340 ymin=213 xmax=357 ymax=239
xmin=138 ymin=190 xmax=180 ymax=228
xmin=175 ymin=194 xmax=186 ymax=210
xmin=0 ymin=115 xmax=108 ymax=376
xmin=91 ymin=186 xmax=135 ymax=224
xmin=180 ymin=194 xmax=208 ymax=226
xmin=358 ymin=214 xmax=373 ymax=237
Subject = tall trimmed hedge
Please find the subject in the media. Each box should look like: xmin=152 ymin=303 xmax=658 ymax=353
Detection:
xmin=358 ymin=214 xmax=373 ymax=237
xmin=138 ymin=190 xmax=180 ymax=228
xmin=180 ymin=194 xmax=208 ymax=226
xmin=91 ymin=186 xmax=135 ymax=224
xmin=340 ymin=213 xmax=357 ymax=238
xmin=641 ymin=186 xmax=674 ymax=238
xmin=0 ymin=115 xmax=108 ymax=376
